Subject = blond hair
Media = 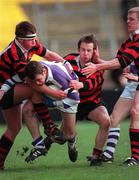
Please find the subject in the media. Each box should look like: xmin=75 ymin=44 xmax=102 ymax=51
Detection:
xmin=128 ymin=6 xmax=139 ymax=15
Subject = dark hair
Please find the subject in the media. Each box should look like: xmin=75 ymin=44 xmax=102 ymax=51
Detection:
xmin=15 ymin=21 xmax=36 ymax=38
xmin=77 ymin=34 xmax=98 ymax=49
xmin=25 ymin=61 xmax=44 ymax=80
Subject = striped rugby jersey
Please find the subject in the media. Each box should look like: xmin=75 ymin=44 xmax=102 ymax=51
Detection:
xmin=117 ymin=34 xmax=139 ymax=77
xmin=0 ymin=39 xmax=46 ymax=86
xmin=1 ymin=60 xmax=80 ymax=109
xmin=64 ymin=53 xmax=104 ymax=104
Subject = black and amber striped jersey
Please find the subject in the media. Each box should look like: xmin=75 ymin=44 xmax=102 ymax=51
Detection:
xmin=117 ymin=34 xmax=139 ymax=76
xmin=64 ymin=53 xmax=104 ymax=104
xmin=0 ymin=39 xmax=46 ymax=86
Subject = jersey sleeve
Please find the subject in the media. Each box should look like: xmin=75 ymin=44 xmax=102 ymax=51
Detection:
xmin=31 ymin=41 xmax=47 ymax=57
xmin=0 ymin=75 xmax=23 ymax=92
xmin=117 ymin=40 xmax=139 ymax=68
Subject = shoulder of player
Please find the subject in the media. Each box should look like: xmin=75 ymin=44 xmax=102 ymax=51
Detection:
xmin=63 ymin=53 xmax=79 ymax=61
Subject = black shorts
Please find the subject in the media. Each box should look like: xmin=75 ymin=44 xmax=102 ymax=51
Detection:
xmin=76 ymin=101 xmax=103 ymax=121
xmin=0 ymin=86 xmax=21 ymax=110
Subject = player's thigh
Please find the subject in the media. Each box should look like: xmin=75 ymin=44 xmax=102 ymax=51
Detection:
xmin=130 ymin=90 xmax=139 ymax=120
xmin=22 ymin=100 xmax=34 ymax=116
xmin=2 ymin=105 xmax=22 ymax=131
xmin=130 ymin=91 xmax=139 ymax=127
xmin=88 ymin=105 xmax=110 ymax=126
xmin=13 ymin=83 xmax=33 ymax=103
xmin=132 ymin=90 xmax=139 ymax=110
xmin=61 ymin=112 xmax=76 ymax=130
xmin=111 ymin=97 xmax=133 ymax=126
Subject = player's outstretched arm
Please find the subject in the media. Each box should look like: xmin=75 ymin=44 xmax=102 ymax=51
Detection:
xmin=81 ymin=58 xmax=121 ymax=78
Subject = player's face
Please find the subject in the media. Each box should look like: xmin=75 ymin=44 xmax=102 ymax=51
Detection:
xmin=79 ymin=42 xmax=94 ymax=66
xmin=20 ymin=38 xmax=36 ymax=50
xmin=34 ymin=69 xmax=47 ymax=86
xmin=127 ymin=12 xmax=139 ymax=33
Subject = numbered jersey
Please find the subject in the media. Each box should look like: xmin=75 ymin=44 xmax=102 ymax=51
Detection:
xmin=64 ymin=53 xmax=104 ymax=104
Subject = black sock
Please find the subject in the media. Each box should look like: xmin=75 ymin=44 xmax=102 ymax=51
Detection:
xmin=33 ymin=103 xmax=57 ymax=135
xmin=0 ymin=135 xmax=13 ymax=168
xmin=130 ymin=128 xmax=139 ymax=160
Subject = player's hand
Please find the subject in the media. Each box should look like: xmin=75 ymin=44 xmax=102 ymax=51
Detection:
xmin=81 ymin=62 xmax=97 ymax=78
xmin=0 ymin=90 xmax=5 ymax=101
xmin=51 ymin=89 xmax=67 ymax=100
xmin=123 ymin=66 xmax=130 ymax=73
xmin=63 ymin=60 xmax=73 ymax=74
xmin=123 ymin=73 xmax=138 ymax=82
xmin=69 ymin=80 xmax=83 ymax=90
xmin=92 ymin=48 xmax=100 ymax=63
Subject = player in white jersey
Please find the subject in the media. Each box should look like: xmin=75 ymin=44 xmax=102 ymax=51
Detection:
xmin=39 ymin=60 xmax=80 ymax=113
xmin=23 ymin=60 xmax=82 ymax=163
xmin=102 ymin=62 xmax=139 ymax=162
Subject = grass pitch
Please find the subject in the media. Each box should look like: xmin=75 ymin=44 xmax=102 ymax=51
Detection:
xmin=0 ymin=121 xmax=138 ymax=180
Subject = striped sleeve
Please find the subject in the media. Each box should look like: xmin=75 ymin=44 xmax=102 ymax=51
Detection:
xmin=118 ymin=40 xmax=139 ymax=68
xmin=0 ymin=75 xmax=23 ymax=92
xmin=31 ymin=41 xmax=47 ymax=57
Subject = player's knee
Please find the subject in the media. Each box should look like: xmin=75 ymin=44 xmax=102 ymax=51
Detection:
xmin=100 ymin=117 xmax=110 ymax=130
xmin=23 ymin=102 xmax=34 ymax=117
xmin=130 ymin=107 xmax=139 ymax=121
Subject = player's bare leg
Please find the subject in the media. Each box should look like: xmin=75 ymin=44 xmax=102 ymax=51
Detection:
xmin=61 ymin=112 xmax=77 ymax=162
xmin=103 ymin=97 xmax=133 ymax=163
xmin=124 ymin=91 xmax=139 ymax=166
xmin=87 ymin=105 xmax=110 ymax=166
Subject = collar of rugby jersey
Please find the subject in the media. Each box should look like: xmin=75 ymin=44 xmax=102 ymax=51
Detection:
xmin=44 ymin=64 xmax=62 ymax=87
xmin=15 ymin=39 xmax=28 ymax=57
xmin=75 ymin=55 xmax=91 ymax=70
xmin=45 ymin=65 xmax=54 ymax=83
xmin=129 ymin=29 xmax=139 ymax=41
xmin=75 ymin=55 xmax=85 ymax=70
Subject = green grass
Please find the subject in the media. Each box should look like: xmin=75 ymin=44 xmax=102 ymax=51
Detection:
xmin=0 ymin=121 xmax=138 ymax=180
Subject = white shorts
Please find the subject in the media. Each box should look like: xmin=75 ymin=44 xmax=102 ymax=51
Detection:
xmin=52 ymin=97 xmax=79 ymax=113
xmin=120 ymin=81 xmax=138 ymax=99
xmin=57 ymin=103 xmax=78 ymax=113
xmin=43 ymin=96 xmax=79 ymax=114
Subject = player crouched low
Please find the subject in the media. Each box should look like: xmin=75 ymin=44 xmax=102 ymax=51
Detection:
xmin=24 ymin=60 xmax=82 ymax=163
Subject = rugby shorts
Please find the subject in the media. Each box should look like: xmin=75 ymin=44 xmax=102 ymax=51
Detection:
xmin=121 ymin=81 xmax=138 ymax=99
xmin=76 ymin=101 xmax=103 ymax=120
xmin=43 ymin=96 xmax=79 ymax=113
xmin=0 ymin=86 xmax=21 ymax=110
